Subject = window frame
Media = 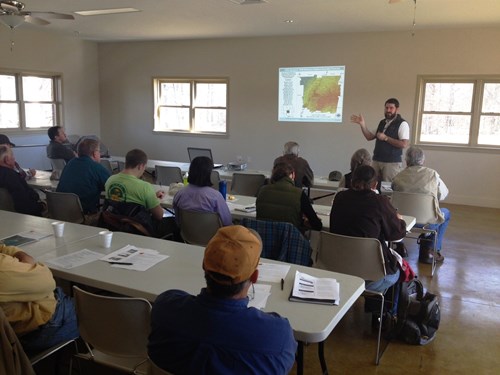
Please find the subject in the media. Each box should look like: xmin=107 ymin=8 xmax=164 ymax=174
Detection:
xmin=153 ymin=77 xmax=229 ymax=136
xmin=414 ymin=75 xmax=500 ymax=153
xmin=0 ymin=70 xmax=63 ymax=132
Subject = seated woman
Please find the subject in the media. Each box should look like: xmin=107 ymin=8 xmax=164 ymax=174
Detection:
xmin=338 ymin=148 xmax=372 ymax=189
xmin=173 ymin=156 xmax=232 ymax=226
xmin=330 ymin=165 xmax=406 ymax=297
xmin=0 ymin=244 xmax=79 ymax=354
xmin=256 ymin=162 xmax=322 ymax=232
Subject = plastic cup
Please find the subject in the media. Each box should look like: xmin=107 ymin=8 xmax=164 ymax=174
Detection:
xmin=99 ymin=230 xmax=113 ymax=248
xmin=52 ymin=221 xmax=65 ymax=237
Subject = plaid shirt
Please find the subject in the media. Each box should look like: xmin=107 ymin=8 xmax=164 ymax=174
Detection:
xmin=241 ymin=218 xmax=312 ymax=266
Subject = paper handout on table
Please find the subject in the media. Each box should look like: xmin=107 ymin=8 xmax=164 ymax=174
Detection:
xmin=0 ymin=230 xmax=51 ymax=247
xmin=229 ymin=203 xmax=256 ymax=213
xmin=45 ymin=249 xmax=103 ymax=269
xmin=257 ymin=262 xmax=290 ymax=283
xmin=100 ymin=245 xmax=169 ymax=271
xmin=289 ymin=270 xmax=339 ymax=305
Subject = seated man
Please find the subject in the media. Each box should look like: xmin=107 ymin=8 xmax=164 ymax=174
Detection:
xmin=256 ymin=162 xmax=322 ymax=232
xmin=273 ymin=141 xmax=314 ymax=188
xmin=0 ymin=244 xmax=79 ymax=354
xmin=330 ymin=165 xmax=406 ymax=303
xmin=57 ymin=138 xmax=111 ymax=215
xmin=173 ymin=156 xmax=232 ymax=226
xmin=0 ymin=134 xmax=36 ymax=180
xmin=0 ymin=145 xmax=45 ymax=216
xmin=338 ymin=148 xmax=372 ymax=189
xmin=105 ymin=149 xmax=170 ymax=237
xmin=148 ymin=225 xmax=297 ymax=374
xmin=46 ymin=126 xmax=77 ymax=162
xmin=392 ymin=146 xmax=451 ymax=263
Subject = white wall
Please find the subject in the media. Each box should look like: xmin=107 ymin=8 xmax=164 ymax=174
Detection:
xmin=98 ymin=27 xmax=500 ymax=208
xmin=0 ymin=28 xmax=100 ymax=169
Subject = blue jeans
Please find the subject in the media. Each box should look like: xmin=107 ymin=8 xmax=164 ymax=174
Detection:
xmin=417 ymin=208 xmax=451 ymax=251
xmin=20 ymin=287 xmax=79 ymax=355
xmin=366 ymin=270 xmax=400 ymax=315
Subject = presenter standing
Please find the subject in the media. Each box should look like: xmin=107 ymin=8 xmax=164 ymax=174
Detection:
xmin=350 ymin=98 xmax=410 ymax=182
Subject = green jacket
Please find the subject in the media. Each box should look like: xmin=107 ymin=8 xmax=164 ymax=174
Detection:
xmin=256 ymin=177 xmax=302 ymax=228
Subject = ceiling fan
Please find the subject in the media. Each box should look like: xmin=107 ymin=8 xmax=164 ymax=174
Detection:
xmin=0 ymin=0 xmax=74 ymax=30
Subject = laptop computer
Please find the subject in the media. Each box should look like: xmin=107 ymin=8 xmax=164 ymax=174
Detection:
xmin=187 ymin=147 xmax=223 ymax=169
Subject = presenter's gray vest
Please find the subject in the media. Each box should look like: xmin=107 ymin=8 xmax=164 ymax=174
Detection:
xmin=373 ymin=114 xmax=406 ymax=163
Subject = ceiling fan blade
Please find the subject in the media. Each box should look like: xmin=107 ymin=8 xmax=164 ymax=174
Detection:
xmin=30 ymin=11 xmax=74 ymax=20
xmin=0 ymin=3 xmax=21 ymax=13
xmin=24 ymin=14 xmax=49 ymax=25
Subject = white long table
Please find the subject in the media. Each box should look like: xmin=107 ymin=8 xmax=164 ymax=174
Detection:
xmin=0 ymin=210 xmax=106 ymax=257
xmin=37 ymin=231 xmax=364 ymax=375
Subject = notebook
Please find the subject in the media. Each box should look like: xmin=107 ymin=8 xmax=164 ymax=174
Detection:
xmin=187 ymin=147 xmax=223 ymax=169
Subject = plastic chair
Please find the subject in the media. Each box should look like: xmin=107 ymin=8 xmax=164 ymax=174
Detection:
xmin=148 ymin=358 xmax=174 ymax=375
xmin=72 ymin=286 xmax=152 ymax=374
xmin=45 ymin=191 xmax=85 ymax=224
xmin=100 ymin=210 xmax=153 ymax=237
xmin=210 ymin=170 xmax=220 ymax=189
xmin=99 ymin=159 xmax=113 ymax=174
xmin=230 ymin=173 xmax=266 ymax=197
xmin=49 ymin=158 xmax=66 ymax=172
xmin=0 ymin=187 xmax=15 ymax=212
xmin=315 ymin=231 xmax=389 ymax=365
xmin=155 ymin=166 xmax=183 ymax=185
xmin=390 ymin=191 xmax=441 ymax=276
xmin=178 ymin=208 xmax=222 ymax=246
xmin=0 ymin=307 xmax=76 ymax=375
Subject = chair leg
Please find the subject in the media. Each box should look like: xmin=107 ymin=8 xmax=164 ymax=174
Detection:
xmin=375 ymin=294 xmax=385 ymax=365
xmin=431 ymin=229 xmax=438 ymax=276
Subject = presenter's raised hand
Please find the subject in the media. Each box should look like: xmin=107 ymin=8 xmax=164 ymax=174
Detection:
xmin=350 ymin=114 xmax=365 ymax=127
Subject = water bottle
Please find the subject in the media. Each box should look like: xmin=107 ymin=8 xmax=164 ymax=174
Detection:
xmin=183 ymin=172 xmax=188 ymax=186
xmin=219 ymin=180 xmax=227 ymax=200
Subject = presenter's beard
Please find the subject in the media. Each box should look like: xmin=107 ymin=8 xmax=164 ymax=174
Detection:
xmin=385 ymin=112 xmax=397 ymax=120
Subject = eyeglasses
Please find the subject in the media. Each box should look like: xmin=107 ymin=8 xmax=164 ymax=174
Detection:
xmin=247 ymin=283 xmax=255 ymax=301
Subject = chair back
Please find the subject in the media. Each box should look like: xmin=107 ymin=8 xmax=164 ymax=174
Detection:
xmin=117 ymin=161 xmax=125 ymax=172
xmin=100 ymin=210 xmax=153 ymax=237
xmin=0 ymin=187 xmax=15 ymax=212
xmin=155 ymin=166 xmax=183 ymax=185
xmin=149 ymin=359 xmax=174 ymax=375
xmin=390 ymin=191 xmax=440 ymax=225
xmin=230 ymin=173 xmax=266 ymax=196
xmin=178 ymin=208 xmax=222 ymax=246
xmin=241 ymin=218 xmax=312 ymax=266
xmin=49 ymin=158 xmax=66 ymax=172
xmin=45 ymin=191 xmax=85 ymax=223
xmin=316 ymin=231 xmax=386 ymax=281
xmin=210 ymin=170 xmax=220 ymax=189
xmin=73 ymin=286 xmax=151 ymax=358
xmin=100 ymin=159 xmax=113 ymax=174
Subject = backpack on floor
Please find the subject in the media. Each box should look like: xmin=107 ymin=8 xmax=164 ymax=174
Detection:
xmin=396 ymin=278 xmax=441 ymax=345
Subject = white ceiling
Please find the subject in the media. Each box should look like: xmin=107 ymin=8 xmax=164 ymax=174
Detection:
xmin=3 ymin=0 xmax=500 ymax=42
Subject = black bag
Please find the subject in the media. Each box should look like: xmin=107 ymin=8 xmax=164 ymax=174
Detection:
xmin=396 ymin=279 xmax=441 ymax=345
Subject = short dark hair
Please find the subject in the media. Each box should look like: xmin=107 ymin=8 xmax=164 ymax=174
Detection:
xmin=385 ymin=98 xmax=400 ymax=108
xmin=77 ymin=138 xmax=99 ymax=157
xmin=47 ymin=126 xmax=62 ymax=141
xmin=188 ymin=156 xmax=213 ymax=187
xmin=271 ymin=162 xmax=294 ymax=183
xmin=204 ymin=272 xmax=247 ymax=298
xmin=351 ymin=165 xmax=378 ymax=191
xmin=125 ymin=149 xmax=148 ymax=169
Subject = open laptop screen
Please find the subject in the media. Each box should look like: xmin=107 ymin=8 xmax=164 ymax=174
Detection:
xmin=187 ymin=147 xmax=223 ymax=168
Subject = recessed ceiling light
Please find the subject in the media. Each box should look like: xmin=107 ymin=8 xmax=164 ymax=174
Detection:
xmin=74 ymin=8 xmax=141 ymax=16
xmin=284 ymin=19 xmax=294 ymax=23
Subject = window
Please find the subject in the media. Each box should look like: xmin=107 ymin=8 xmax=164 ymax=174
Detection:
xmin=415 ymin=76 xmax=500 ymax=150
xmin=0 ymin=71 xmax=62 ymax=130
xmin=153 ymin=78 xmax=228 ymax=135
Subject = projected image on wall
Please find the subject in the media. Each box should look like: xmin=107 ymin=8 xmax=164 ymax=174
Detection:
xmin=278 ymin=66 xmax=345 ymax=123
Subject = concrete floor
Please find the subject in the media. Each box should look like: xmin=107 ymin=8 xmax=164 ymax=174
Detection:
xmin=291 ymin=203 xmax=500 ymax=374
xmin=35 ymin=203 xmax=500 ymax=374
